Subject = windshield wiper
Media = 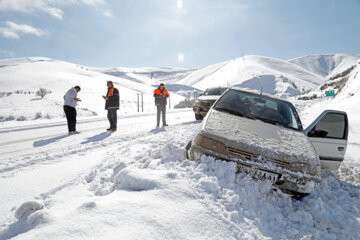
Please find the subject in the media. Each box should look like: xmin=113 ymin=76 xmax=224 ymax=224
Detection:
xmin=214 ymin=107 xmax=254 ymax=119
xmin=254 ymin=116 xmax=299 ymax=131
xmin=254 ymin=116 xmax=279 ymax=126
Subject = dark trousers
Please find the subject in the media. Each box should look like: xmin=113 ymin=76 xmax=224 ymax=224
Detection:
xmin=157 ymin=104 xmax=166 ymax=126
xmin=64 ymin=105 xmax=77 ymax=132
xmin=107 ymin=108 xmax=118 ymax=129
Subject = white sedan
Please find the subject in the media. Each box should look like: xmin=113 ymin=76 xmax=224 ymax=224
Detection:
xmin=188 ymin=88 xmax=348 ymax=197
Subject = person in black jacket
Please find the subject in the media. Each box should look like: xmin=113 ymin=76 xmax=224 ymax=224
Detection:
xmin=63 ymin=86 xmax=81 ymax=134
xmin=103 ymin=81 xmax=119 ymax=132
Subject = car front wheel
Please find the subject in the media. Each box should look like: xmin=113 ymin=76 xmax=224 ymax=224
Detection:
xmin=195 ymin=114 xmax=203 ymax=120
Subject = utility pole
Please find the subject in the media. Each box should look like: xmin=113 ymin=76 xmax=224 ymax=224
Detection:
xmin=137 ymin=93 xmax=140 ymax=112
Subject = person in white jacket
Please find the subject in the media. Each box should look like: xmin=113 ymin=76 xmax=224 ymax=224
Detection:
xmin=63 ymin=86 xmax=81 ymax=134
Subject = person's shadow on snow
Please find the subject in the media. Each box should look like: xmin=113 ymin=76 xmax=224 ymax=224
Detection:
xmin=33 ymin=135 xmax=70 ymax=147
xmin=149 ymin=127 xmax=166 ymax=134
xmin=81 ymin=131 xmax=112 ymax=144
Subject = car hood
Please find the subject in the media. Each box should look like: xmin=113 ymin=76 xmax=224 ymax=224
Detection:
xmin=197 ymin=95 xmax=221 ymax=101
xmin=201 ymin=109 xmax=319 ymax=167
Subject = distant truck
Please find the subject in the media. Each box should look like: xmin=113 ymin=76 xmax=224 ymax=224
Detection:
xmin=298 ymin=96 xmax=313 ymax=100
xmin=193 ymin=87 xmax=228 ymax=120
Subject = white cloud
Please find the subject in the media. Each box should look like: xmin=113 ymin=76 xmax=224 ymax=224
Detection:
xmin=0 ymin=21 xmax=46 ymax=39
xmin=0 ymin=0 xmax=64 ymax=19
xmin=81 ymin=0 xmax=105 ymax=6
xmin=100 ymin=9 xmax=112 ymax=18
xmin=81 ymin=0 xmax=112 ymax=18
xmin=0 ymin=0 xmax=112 ymax=20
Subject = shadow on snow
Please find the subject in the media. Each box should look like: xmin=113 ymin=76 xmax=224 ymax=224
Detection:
xmin=81 ymin=131 xmax=113 ymax=144
xmin=33 ymin=135 xmax=69 ymax=147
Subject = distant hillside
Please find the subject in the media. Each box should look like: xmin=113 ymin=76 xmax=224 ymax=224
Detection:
xmin=289 ymin=54 xmax=360 ymax=77
xmin=0 ymin=57 xmax=184 ymax=121
xmin=95 ymin=55 xmax=344 ymax=98
xmin=294 ymin=57 xmax=360 ymax=145
xmin=95 ymin=54 xmax=360 ymax=98
xmin=1 ymin=54 xmax=359 ymax=121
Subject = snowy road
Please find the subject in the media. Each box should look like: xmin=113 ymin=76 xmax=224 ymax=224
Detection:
xmin=1 ymin=109 xmax=360 ymax=240
xmin=0 ymin=109 xmax=192 ymax=166
xmin=0 ymin=110 xmax=196 ymax=227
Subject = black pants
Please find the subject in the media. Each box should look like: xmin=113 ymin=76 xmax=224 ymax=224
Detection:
xmin=107 ymin=108 xmax=118 ymax=129
xmin=64 ymin=105 xmax=77 ymax=132
xmin=157 ymin=105 xmax=166 ymax=126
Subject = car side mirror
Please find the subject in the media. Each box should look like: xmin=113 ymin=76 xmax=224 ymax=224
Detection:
xmin=307 ymin=129 xmax=328 ymax=138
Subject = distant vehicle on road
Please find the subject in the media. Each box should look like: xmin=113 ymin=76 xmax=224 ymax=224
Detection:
xmin=193 ymin=87 xmax=228 ymax=120
xmin=187 ymin=88 xmax=348 ymax=197
xmin=298 ymin=96 xmax=313 ymax=100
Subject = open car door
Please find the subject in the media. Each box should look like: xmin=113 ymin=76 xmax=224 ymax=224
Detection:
xmin=305 ymin=110 xmax=348 ymax=171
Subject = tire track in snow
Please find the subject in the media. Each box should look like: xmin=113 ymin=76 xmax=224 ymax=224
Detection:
xmin=0 ymin=120 xmax=199 ymax=177
xmin=0 ymin=110 xmax=191 ymax=146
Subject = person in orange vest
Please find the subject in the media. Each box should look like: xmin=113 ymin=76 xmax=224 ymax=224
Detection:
xmin=103 ymin=81 xmax=119 ymax=132
xmin=153 ymin=83 xmax=169 ymax=127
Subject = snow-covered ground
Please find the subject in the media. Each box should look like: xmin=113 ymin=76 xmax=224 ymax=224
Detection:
xmin=1 ymin=103 xmax=360 ymax=240
xmin=1 ymin=54 xmax=360 ymax=240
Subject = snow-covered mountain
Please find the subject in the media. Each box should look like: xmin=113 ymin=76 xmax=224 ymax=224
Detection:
xmin=1 ymin=54 xmax=360 ymax=122
xmin=297 ymin=56 xmax=360 ymax=138
xmin=96 ymin=55 xmax=360 ymax=98
xmin=289 ymin=54 xmax=360 ymax=78
xmin=91 ymin=66 xmax=201 ymax=98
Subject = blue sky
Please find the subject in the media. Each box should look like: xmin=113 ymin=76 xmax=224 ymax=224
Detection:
xmin=0 ymin=0 xmax=359 ymax=68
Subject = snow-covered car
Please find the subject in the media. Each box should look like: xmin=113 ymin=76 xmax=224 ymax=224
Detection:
xmin=188 ymin=88 xmax=348 ymax=196
xmin=193 ymin=87 xmax=228 ymax=120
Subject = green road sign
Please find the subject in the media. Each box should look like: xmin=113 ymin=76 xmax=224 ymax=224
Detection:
xmin=325 ymin=90 xmax=335 ymax=97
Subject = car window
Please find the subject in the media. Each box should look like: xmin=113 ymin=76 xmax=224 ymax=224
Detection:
xmin=213 ymin=89 xmax=303 ymax=131
xmin=311 ymin=113 xmax=346 ymax=139
xmin=204 ymin=88 xmax=228 ymax=96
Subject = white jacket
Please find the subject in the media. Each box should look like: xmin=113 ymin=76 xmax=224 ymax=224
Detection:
xmin=63 ymin=88 xmax=78 ymax=108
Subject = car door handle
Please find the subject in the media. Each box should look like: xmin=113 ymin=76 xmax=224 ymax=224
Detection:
xmin=338 ymin=147 xmax=344 ymax=151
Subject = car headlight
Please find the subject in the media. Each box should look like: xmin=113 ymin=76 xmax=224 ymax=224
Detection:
xmin=195 ymin=99 xmax=201 ymax=105
xmin=195 ymin=134 xmax=227 ymax=155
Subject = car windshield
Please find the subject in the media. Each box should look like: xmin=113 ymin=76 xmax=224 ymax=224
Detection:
xmin=204 ymin=88 xmax=228 ymax=96
xmin=213 ymin=89 xmax=303 ymax=131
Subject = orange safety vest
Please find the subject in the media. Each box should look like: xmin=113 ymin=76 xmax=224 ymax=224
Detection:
xmin=107 ymin=87 xmax=115 ymax=97
xmin=154 ymin=88 xmax=169 ymax=96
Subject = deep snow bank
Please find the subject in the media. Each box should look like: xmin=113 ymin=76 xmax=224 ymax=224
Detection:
xmin=2 ymin=120 xmax=359 ymax=240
